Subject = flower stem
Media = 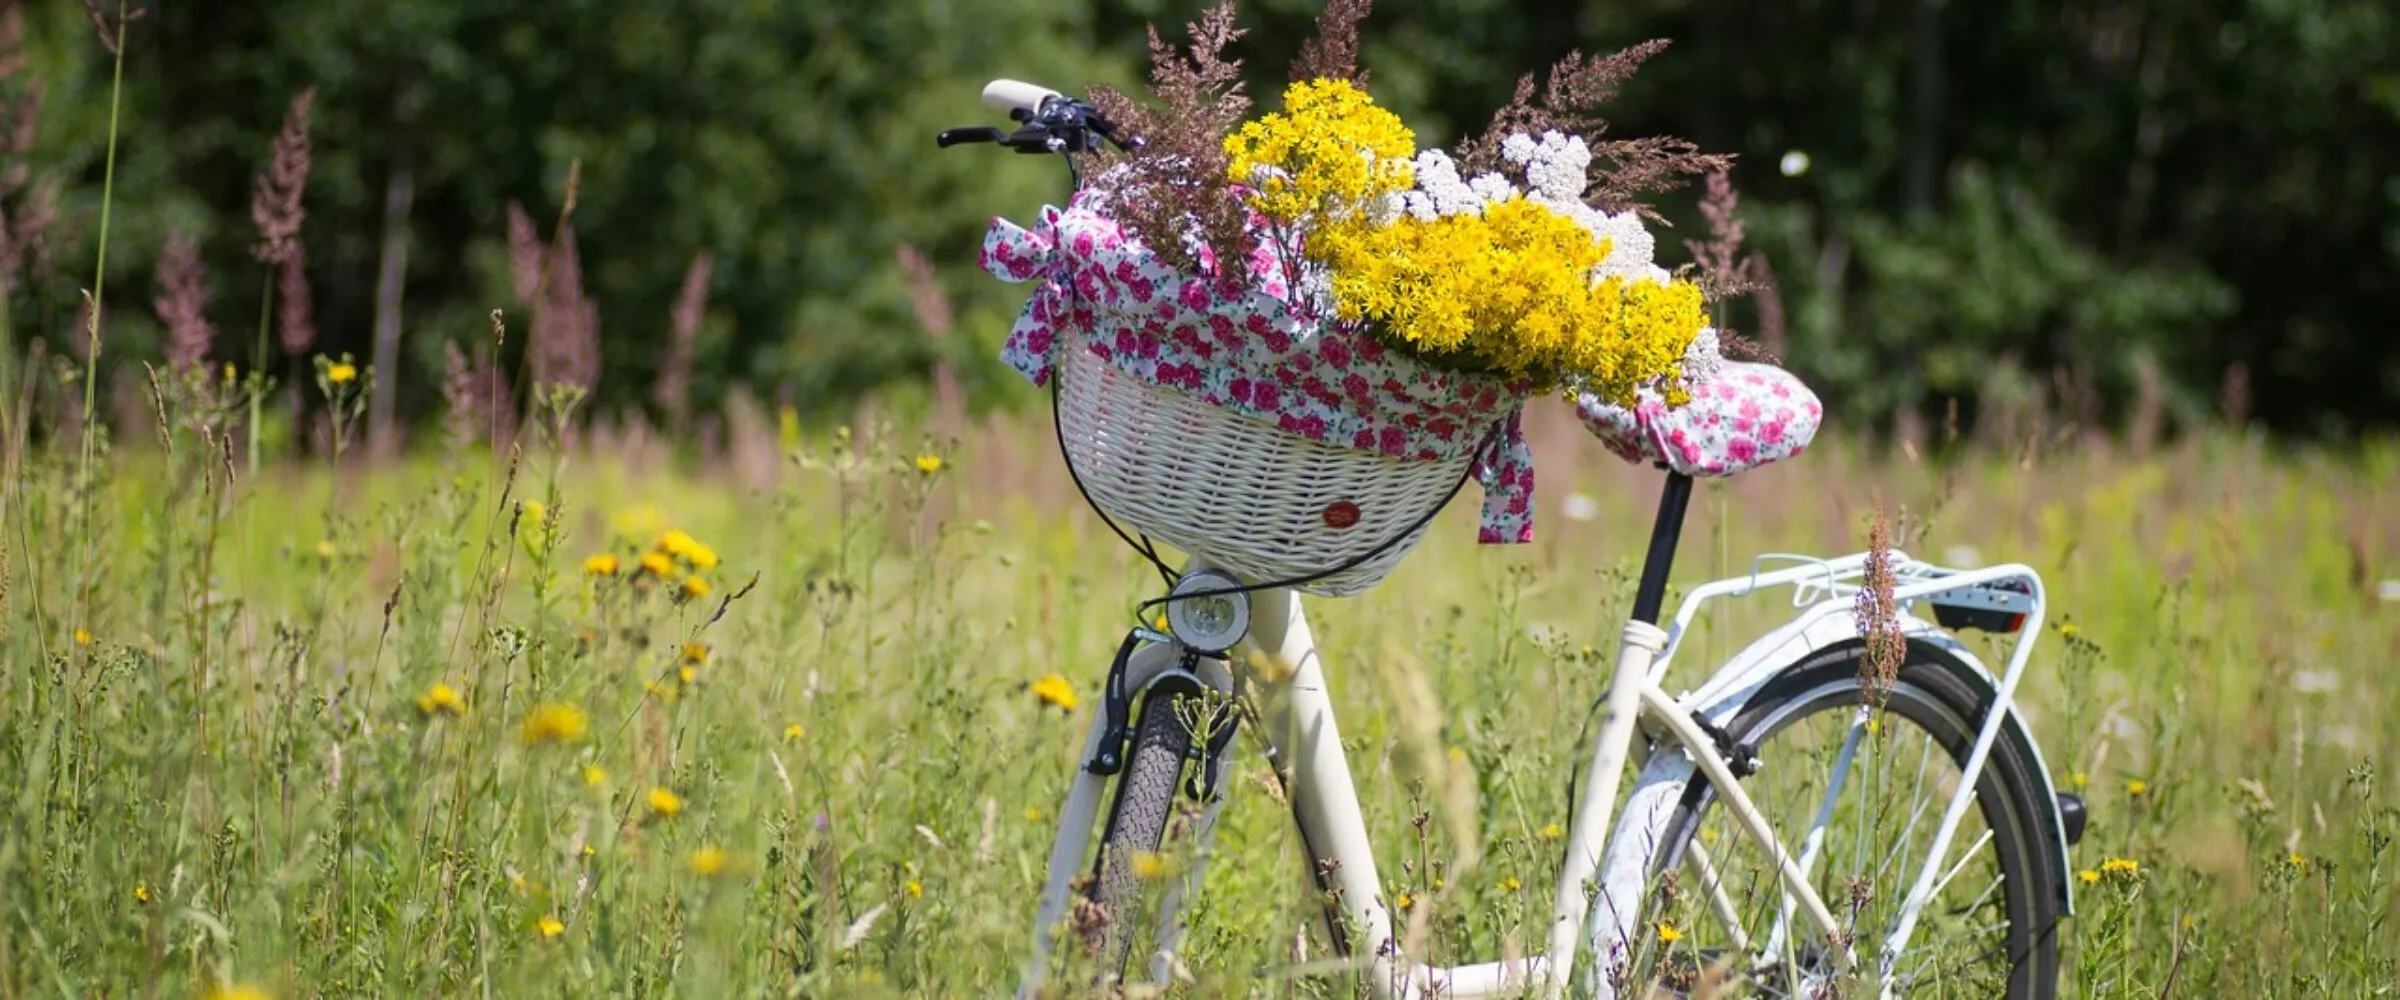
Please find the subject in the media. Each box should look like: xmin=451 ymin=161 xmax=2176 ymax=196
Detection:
xmin=249 ymin=268 xmax=274 ymax=473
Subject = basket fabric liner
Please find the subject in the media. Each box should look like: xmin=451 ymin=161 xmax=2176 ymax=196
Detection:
xmin=1576 ymin=362 xmax=1822 ymax=477
xmin=979 ymin=199 xmax=1538 ymax=544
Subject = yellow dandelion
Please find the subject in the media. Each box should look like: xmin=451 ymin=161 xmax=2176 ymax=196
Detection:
xmin=326 ymin=362 xmax=357 ymax=385
xmin=1394 ymin=891 xmax=1414 ymax=911
xmin=580 ymin=843 xmax=597 ymax=858
xmin=643 ymin=678 xmax=678 ymax=701
xmin=2068 ymin=770 xmax=2090 ymax=790
xmin=1030 ymin=674 xmax=1078 ymax=713
xmin=2101 ymin=857 xmax=2139 ymax=876
xmin=1498 ymin=877 xmax=1520 ymax=892
xmin=680 ymin=575 xmax=712 ymax=601
xmin=202 ymin=985 xmax=274 ymax=1000
xmin=681 ymin=643 xmax=710 ymax=665
xmin=414 ymin=682 xmax=465 ymax=718
xmin=1655 ymin=921 xmax=1683 ymax=943
xmin=523 ymin=500 xmax=546 ymax=524
xmin=2287 ymin=852 xmax=2308 ymax=871
xmin=582 ymin=764 xmax=608 ymax=787
xmin=689 ymin=846 xmax=733 ymax=876
xmin=656 ymin=530 xmax=719 ymax=571
xmin=315 ymin=539 xmax=336 ymax=559
xmin=1023 ymin=807 xmax=1042 ymax=822
xmin=520 ymin=703 xmax=589 ymax=746
xmin=913 ymin=453 xmax=945 ymax=475
xmin=133 ymin=882 xmax=150 ymax=904
xmin=637 ymin=551 xmax=677 ymax=579
xmin=73 ymin=627 xmax=92 ymax=647
xmin=679 ymin=665 xmax=698 ymax=686
xmin=2126 ymin=779 xmax=2149 ymax=796
xmin=1129 ymin=851 xmax=1176 ymax=881
xmin=1538 ymin=823 xmax=1564 ymax=840
xmin=784 ymin=723 xmax=806 ymax=742
xmin=2078 ymin=869 xmax=2100 ymax=884
xmin=647 ymin=786 xmax=684 ymax=818
xmin=904 ymin=879 xmax=924 ymax=899
xmin=584 ymin=553 xmax=620 ymax=576
xmin=2058 ymin=621 xmax=2081 ymax=637
xmin=536 ymin=915 xmax=565 ymax=939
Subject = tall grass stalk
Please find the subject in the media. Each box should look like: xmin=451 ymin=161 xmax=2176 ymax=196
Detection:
xmin=73 ymin=1 xmax=130 ymax=650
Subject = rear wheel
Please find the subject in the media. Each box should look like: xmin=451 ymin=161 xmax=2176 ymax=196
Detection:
xmin=1625 ymin=644 xmax=2062 ymax=998
xmin=1089 ymin=683 xmax=1197 ymax=985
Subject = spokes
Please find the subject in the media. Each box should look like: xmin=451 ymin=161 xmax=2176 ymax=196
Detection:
xmin=1654 ymin=685 xmax=2020 ymax=997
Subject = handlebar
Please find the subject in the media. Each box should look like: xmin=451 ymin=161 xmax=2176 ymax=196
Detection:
xmin=935 ymin=78 xmax=1140 ymax=156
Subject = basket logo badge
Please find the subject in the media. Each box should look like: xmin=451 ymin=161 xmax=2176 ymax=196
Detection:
xmin=1321 ymin=500 xmax=1362 ymax=530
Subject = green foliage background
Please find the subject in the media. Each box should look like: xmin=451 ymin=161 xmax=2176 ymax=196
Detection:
xmin=8 ymin=0 xmax=2397 ymax=437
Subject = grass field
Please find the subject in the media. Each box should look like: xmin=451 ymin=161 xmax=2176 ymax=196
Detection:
xmin=2 ymin=390 xmax=2396 ymax=999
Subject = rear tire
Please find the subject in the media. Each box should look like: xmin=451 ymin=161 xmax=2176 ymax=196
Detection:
xmin=1090 ymin=684 xmax=1196 ymax=985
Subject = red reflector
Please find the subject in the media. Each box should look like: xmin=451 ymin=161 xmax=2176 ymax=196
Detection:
xmin=1322 ymin=500 xmax=1361 ymax=530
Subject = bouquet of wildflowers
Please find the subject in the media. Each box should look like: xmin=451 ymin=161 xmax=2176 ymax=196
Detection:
xmin=1088 ymin=0 xmax=1727 ymax=407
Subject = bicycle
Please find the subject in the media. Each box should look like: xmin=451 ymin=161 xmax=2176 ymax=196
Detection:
xmin=943 ymin=81 xmax=2086 ymax=999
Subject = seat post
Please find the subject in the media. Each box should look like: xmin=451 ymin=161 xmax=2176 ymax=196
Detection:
xmin=1629 ymin=470 xmax=1694 ymax=626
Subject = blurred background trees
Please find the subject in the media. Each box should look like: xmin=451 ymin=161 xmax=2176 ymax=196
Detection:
xmin=7 ymin=0 xmax=2395 ymax=447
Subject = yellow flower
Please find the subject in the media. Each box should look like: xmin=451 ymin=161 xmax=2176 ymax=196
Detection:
xmin=1224 ymin=79 xmax=1417 ymax=235
xmin=414 ymin=682 xmax=465 ymax=717
xmin=2058 ymin=621 xmax=2082 ymax=637
xmin=1029 ymin=674 xmax=1077 ymax=713
xmin=583 ymin=553 xmax=620 ymax=576
xmin=523 ymin=500 xmax=546 ymax=524
xmin=689 ymin=846 xmax=733 ymax=876
xmin=913 ymin=453 xmax=945 ymax=475
xmin=326 ymin=362 xmax=357 ymax=385
xmin=655 ymin=530 xmax=719 ymax=571
xmin=904 ymin=879 xmax=924 ymax=899
xmin=680 ymin=576 xmax=712 ymax=601
xmin=1498 ymin=877 xmax=1520 ymax=892
xmin=1393 ymin=891 xmax=1414 ymax=911
xmin=580 ymin=843 xmax=597 ymax=858
xmin=315 ymin=539 xmax=336 ymax=559
xmin=582 ymin=764 xmax=608 ymax=787
xmin=2101 ymin=857 xmax=2140 ymax=877
xmin=681 ymin=643 xmax=710 ymax=665
xmin=2287 ymin=852 xmax=2308 ymax=871
xmin=678 ymin=665 xmax=698 ymax=686
xmin=202 ymin=985 xmax=274 ymax=1000
xmin=1129 ymin=851 xmax=1176 ymax=881
xmin=637 ymin=551 xmax=678 ymax=579
xmin=520 ymin=703 xmax=589 ymax=746
xmin=133 ymin=882 xmax=151 ymax=904
xmin=784 ymin=723 xmax=806 ymax=742
xmin=1023 ymin=807 xmax=1042 ymax=822
xmin=2126 ymin=779 xmax=2149 ymax=796
xmin=536 ymin=915 xmax=564 ymax=939
xmin=2068 ymin=770 xmax=2090 ymax=790
xmin=1655 ymin=921 xmax=1683 ymax=943
xmin=1538 ymin=823 xmax=1563 ymax=840
xmin=73 ymin=627 xmax=91 ymax=647
xmin=647 ymin=786 xmax=684 ymax=818
xmin=2077 ymin=868 xmax=2100 ymax=884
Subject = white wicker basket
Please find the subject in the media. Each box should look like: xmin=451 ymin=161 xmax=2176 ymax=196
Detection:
xmin=1055 ymin=340 xmax=1476 ymax=597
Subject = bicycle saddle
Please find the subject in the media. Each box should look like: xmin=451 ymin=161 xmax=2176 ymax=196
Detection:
xmin=1576 ymin=360 xmax=1821 ymax=476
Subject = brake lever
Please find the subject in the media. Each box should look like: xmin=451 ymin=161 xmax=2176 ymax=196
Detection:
xmin=935 ymin=126 xmax=1008 ymax=148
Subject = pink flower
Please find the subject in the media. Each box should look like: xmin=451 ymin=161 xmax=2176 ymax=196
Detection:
xmin=1378 ymin=427 xmax=1407 ymax=456
xmin=1728 ymin=437 xmax=1758 ymax=465
xmin=1319 ymin=338 xmax=1353 ymax=368
xmin=1230 ymin=378 xmax=1254 ymax=404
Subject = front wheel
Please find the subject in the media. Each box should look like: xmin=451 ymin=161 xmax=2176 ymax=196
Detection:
xmin=1598 ymin=642 xmax=2064 ymax=998
xmin=1088 ymin=683 xmax=1198 ymax=986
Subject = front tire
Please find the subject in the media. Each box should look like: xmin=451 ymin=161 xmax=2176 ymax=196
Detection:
xmin=1089 ymin=684 xmax=1197 ymax=985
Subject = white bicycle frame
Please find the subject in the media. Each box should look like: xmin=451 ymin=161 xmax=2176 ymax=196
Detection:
xmin=1020 ymin=544 xmax=2054 ymax=999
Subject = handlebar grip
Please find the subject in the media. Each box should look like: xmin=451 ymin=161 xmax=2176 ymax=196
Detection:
xmin=981 ymin=78 xmax=1062 ymax=119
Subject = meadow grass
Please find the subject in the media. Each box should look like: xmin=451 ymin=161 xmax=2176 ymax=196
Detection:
xmin=1 ymin=390 xmax=2396 ymax=998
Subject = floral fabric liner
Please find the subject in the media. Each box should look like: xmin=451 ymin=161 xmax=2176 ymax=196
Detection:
xmin=1575 ymin=360 xmax=1822 ymax=477
xmin=979 ymin=197 xmax=1539 ymax=543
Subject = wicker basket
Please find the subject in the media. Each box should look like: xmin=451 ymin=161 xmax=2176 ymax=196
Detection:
xmin=1056 ymin=339 xmax=1475 ymax=597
